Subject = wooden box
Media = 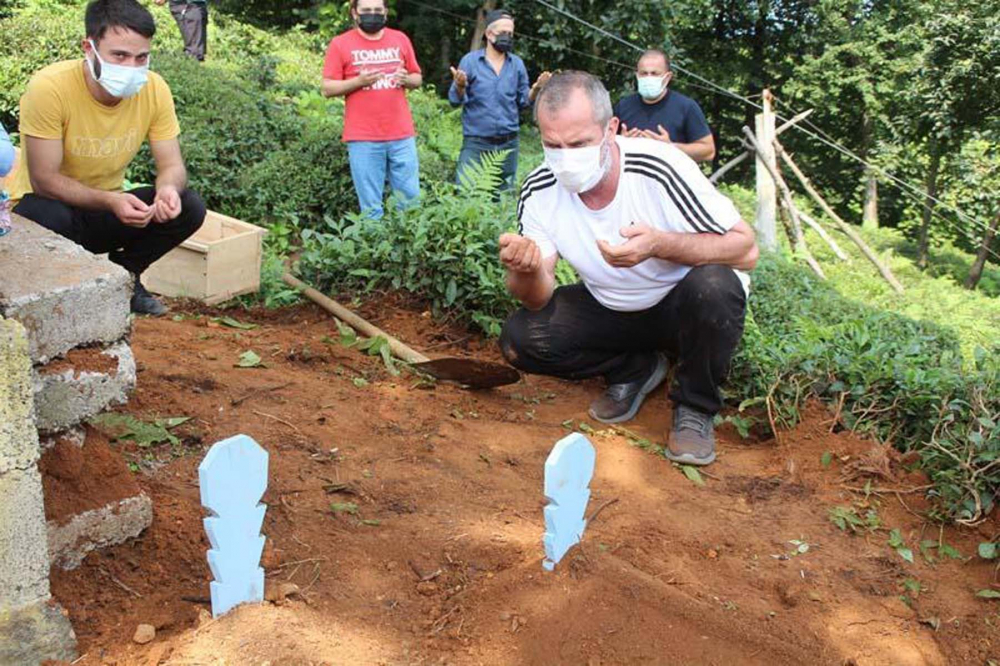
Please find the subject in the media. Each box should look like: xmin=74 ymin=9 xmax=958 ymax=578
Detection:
xmin=144 ymin=210 xmax=268 ymax=305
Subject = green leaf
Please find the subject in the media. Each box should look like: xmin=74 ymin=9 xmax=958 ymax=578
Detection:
xmin=335 ymin=319 xmax=358 ymax=347
xmin=681 ymin=465 xmax=706 ymax=487
xmin=352 ymin=377 xmax=369 ymax=388
xmin=237 ymin=350 xmax=264 ymax=368
xmin=360 ymin=519 xmax=381 ymax=527
xmin=331 ymin=502 xmax=359 ymax=515
xmin=975 ymin=589 xmax=1000 ymax=599
xmin=578 ymin=422 xmax=596 ymax=434
xmin=979 ymin=542 xmax=998 ymax=560
xmin=898 ymin=548 xmax=915 ymax=564
xmin=821 ymin=451 xmax=833 ymax=467
xmin=214 ymin=316 xmax=258 ymax=330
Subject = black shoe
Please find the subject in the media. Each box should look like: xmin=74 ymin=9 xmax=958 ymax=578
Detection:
xmin=131 ymin=276 xmax=168 ymax=316
xmin=588 ymin=353 xmax=669 ymax=424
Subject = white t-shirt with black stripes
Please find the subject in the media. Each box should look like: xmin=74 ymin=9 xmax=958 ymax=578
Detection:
xmin=517 ymin=136 xmax=750 ymax=312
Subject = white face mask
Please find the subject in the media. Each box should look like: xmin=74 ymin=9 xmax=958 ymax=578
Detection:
xmin=87 ymin=40 xmax=149 ymax=99
xmin=543 ymin=128 xmax=613 ymax=194
xmin=637 ymin=74 xmax=667 ymax=100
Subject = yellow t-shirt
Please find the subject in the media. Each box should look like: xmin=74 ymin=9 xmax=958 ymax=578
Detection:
xmin=9 ymin=59 xmax=180 ymax=202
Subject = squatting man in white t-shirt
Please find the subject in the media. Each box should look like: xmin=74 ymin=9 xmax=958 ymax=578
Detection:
xmin=497 ymin=71 xmax=759 ymax=466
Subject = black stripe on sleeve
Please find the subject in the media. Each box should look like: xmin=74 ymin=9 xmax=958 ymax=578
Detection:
xmin=625 ymin=153 xmax=726 ymax=234
xmin=623 ymin=164 xmax=714 ymax=234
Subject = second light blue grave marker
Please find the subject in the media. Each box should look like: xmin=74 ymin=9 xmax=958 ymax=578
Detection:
xmin=198 ymin=434 xmax=269 ymax=618
xmin=542 ymin=433 xmax=596 ymax=571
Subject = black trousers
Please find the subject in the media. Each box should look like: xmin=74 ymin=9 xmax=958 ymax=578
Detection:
xmin=13 ymin=187 xmax=206 ymax=276
xmin=170 ymin=2 xmax=208 ymax=61
xmin=499 ymin=264 xmax=747 ymax=415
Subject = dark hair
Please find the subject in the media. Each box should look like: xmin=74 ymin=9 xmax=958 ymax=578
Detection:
xmin=85 ymin=0 xmax=156 ymax=42
xmin=350 ymin=0 xmax=387 ymax=10
xmin=638 ymin=48 xmax=671 ymax=71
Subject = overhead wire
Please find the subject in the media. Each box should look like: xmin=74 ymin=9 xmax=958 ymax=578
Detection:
xmin=528 ymin=0 xmax=1000 ymax=258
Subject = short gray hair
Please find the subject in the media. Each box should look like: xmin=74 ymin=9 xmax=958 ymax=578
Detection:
xmin=534 ymin=71 xmax=613 ymax=127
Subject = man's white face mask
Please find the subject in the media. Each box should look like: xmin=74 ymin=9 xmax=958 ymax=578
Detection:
xmin=87 ymin=39 xmax=149 ymax=99
xmin=543 ymin=125 xmax=613 ymax=194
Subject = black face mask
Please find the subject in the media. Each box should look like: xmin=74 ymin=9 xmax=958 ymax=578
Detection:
xmin=491 ymin=33 xmax=514 ymax=53
xmin=358 ymin=13 xmax=387 ymax=34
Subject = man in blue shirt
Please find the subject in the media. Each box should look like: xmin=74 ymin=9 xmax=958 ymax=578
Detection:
xmin=449 ymin=9 xmax=550 ymax=192
xmin=614 ymin=49 xmax=716 ymax=163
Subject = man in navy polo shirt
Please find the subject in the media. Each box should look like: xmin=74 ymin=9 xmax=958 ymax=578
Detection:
xmin=448 ymin=9 xmax=551 ymax=192
xmin=614 ymin=49 xmax=716 ymax=163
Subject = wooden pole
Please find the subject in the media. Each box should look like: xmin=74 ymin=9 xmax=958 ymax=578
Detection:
xmin=753 ymin=89 xmax=778 ymax=251
xmin=798 ymin=210 xmax=849 ymax=261
xmin=965 ymin=211 xmax=1000 ymax=290
xmin=281 ymin=273 xmax=430 ymax=364
xmin=774 ymin=141 xmax=905 ymax=294
xmin=709 ymin=109 xmax=814 ymax=184
xmin=742 ymin=127 xmax=824 ymax=279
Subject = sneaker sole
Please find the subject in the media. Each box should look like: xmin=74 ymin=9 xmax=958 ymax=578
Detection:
xmin=663 ymin=449 xmax=717 ymax=467
xmin=588 ymin=355 xmax=669 ymax=425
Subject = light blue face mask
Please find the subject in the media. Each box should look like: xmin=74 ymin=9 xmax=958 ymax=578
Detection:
xmin=87 ymin=40 xmax=149 ymax=99
xmin=636 ymin=75 xmax=666 ymax=100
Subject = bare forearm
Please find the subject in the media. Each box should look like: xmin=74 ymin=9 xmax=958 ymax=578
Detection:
xmin=401 ymin=73 xmax=422 ymax=90
xmin=674 ymin=141 xmax=716 ymax=163
xmin=322 ymin=77 xmax=365 ymax=98
xmin=653 ymin=229 xmax=756 ymax=269
xmin=155 ymin=164 xmax=187 ymax=192
xmin=506 ymin=269 xmax=555 ymax=311
xmin=30 ymin=172 xmax=114 ymax=211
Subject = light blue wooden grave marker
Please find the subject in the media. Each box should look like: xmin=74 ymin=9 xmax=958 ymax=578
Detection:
xmin=198 ymin=434 xmax=269 ymax=618
xmin=543 ymin=433 xmax=596 ymax=571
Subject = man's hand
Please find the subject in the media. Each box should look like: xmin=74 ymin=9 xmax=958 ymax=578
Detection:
xmin=597 ymin=224 xmax=662 ymax=268
xmin=620 ymin=123 xmax=644 ymax=138
xmin=640 ymin=124 xmax=672 ymax=143
xmin=499 ymin=233 xmax=542 ymax=274
xmin=111 ymin=192 xmax=155 ymax=228
xmin=356 ymin=68 xmax=381 ymax=88
xmin=391 ymin=66 xmax=412 ymax=88
xmin=531 ymin=71 xmax=552 ymax=92
xmin=153 ymin=185 xmax=183 ymax=223
xmin=450 ymin=66 xmax=468 ymax=90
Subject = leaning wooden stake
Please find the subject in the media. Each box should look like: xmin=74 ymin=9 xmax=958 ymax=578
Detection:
xmin=710 ymin=109 xmax=814 ymax=184
xmin=742 ymin=127 xmax=825 ymax=279
xmin=774 ymin=141 xmax=905 ymax=294
xmin=798 ymin=210 xmax=849 ymax=261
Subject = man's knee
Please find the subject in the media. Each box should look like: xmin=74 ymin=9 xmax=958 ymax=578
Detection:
xmin=13 ymin=195 xmax=74 ymax=233
xmin=679 ymin=265 xmax=746 ymax=326
xmin=179 ymin=188 xmax=206 ymax=233
xmin=499 ymin=311 xmax=531 ymax=369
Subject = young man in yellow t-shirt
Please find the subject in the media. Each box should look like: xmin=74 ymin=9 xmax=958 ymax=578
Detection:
xmin=11 ymin=0 xmax=205 ymax=315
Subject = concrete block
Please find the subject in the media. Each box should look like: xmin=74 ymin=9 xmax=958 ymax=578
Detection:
xmin=48 ymin=493 xmax=153 ymax=570
xmin=40 ymin=427 xmax=86 ymax=452
xmin=0 ymin=215 xmax=132 ymax=364
xmin=0 ymin=468 xmax=52 ymax=610
xmin=33 ymin=341 xmax=136 ymax=434
xmin=0 ymin=600 xmax=77 ymax=665
xmin=0 ymin=318 xmax=39 ymax=474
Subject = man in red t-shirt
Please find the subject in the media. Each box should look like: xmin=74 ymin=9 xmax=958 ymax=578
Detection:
xmin=322 ymin=0 xmax=422 ymax=219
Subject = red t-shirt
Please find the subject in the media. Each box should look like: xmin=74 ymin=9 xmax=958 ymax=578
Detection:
xmin=323 ymin=28 xmax=421 ymax=142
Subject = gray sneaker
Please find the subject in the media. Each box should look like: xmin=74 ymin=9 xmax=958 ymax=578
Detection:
xmin=588 ymin=353 xmax=669 ymax=424
xmin=664 ymin=404 xmax=716 ymax=466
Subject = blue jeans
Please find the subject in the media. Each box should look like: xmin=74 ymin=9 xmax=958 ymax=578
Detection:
xmin=456 ymin=135 xmax=519 ymax=193
xmin=347 ymin=137 xmax=420 ymax=219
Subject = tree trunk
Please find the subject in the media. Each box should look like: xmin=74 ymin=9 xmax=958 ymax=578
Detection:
xmin=860 ymin=111 xmax=878 ymax=229
xmin=470 ymin=0 xmax=496 ymax=52
xmin=917 ymin=146 xmax=941 ymax=270
xmin=965 ymin=211 xmax=1000 ymax=290
xmin=863 ymin=171 xmax=879 ymax=230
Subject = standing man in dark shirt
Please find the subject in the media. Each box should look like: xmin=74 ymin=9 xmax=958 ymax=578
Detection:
xmin=614 ymin=49 xmax=715 ymax=163
xmin=448 ymin=9 xmax=551 ymax=192
xmin=154 ymin=0 xmax=208 ymax=62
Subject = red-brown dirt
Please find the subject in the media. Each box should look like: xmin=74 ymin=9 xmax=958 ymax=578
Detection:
xmin=48 ymin=301 xmax=1000 ymax=666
